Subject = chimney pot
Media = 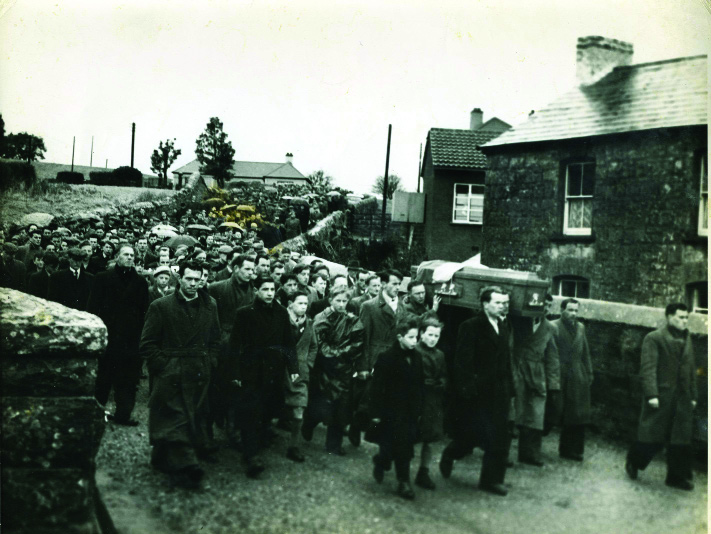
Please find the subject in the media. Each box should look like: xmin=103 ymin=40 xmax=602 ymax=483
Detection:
xmin=285 ymin=152 xmax=293 ymax=164
xmin=576 ymin=36 xmax=633 ymax=86
xmin=470 ymin=108 xmax=483 ymax=130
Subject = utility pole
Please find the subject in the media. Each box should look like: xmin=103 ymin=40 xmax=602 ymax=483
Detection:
xmin=71 ymin=136 xmax=75 ymax=172
xmin=90 ymin=136 xmax=94 ymax=167
xmin=105 ymin=159 xmax=108 ymax=169
xmin=381 ymin=124 xmax=392 ymax=234
xmin=130 ymin=122 xmax=136 ymax=168
xmin=417 ymin=142 xmax=423 ymax=193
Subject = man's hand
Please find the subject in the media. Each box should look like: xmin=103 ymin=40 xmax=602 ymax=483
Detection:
xmin=356 ymin=371 xmax=369 ymax=380
xmin=290 ymin=373 xmax=299 ymax=382
xmin=692 ymin=400 xmax=697 ymax=409
xmin=648 ymin=397 xmax=659 ymax=409
xmin=231 ymin=379 xmax=242 ymax=388
xmin=432 ymin=294 xmax=441 ymax=312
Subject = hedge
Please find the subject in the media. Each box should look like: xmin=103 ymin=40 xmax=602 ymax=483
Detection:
xmin=56 ymin=171 xmax=85 ymax=184
xmin=90 ymin=171 xmax=115 ymax=186
xmin=0 ymin=159 xmax=37 ymax=192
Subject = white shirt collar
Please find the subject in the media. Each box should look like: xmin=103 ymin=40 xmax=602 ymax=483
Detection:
xmin=382 ymin=290 xmax=398 ymax=312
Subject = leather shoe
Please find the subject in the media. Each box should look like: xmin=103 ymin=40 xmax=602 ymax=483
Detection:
xmin=480 ymin=482 xmax=508 ymax=496
xmin=415 ymin=468 xmax=436 ymax=490
xmin=348 ymin=425 xmax=361 ymax=447
xmin=397 ymin=481 xmax=415 ymax=500
xmin=560 ymin=452 xmax=583 ymax=462
xmin=245 ymin=458 xmax=265 ymax=479
xmin=301 ymin=423 xmax=314 ymax=442
xmin=665 ymin=478 xmax=694 ymax=491
xmin=286 ymin=447 xmax=305 ymax=463
xmin=439 ymin=452 xmax=454 ymax=479
xmin=625 ymin=459 xmax=638 ymax=480
xmin=372 ymin=456 xmax=384 ymax=483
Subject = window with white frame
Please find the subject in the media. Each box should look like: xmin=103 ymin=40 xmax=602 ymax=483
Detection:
xmin=452 ymin=183 xmax=484 ymax=224
xmin=698 ymin=154 xmax=708 ymax=236
xmin=686 ymin=281 xmax=708 ymax=314
xmin=563 ymin=162 xmax=595 ymax=235
xmin=553 ymin=275 xmax=590 ymax=299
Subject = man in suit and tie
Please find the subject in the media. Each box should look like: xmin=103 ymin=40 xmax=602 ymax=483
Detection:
xmin=439 ymin=286 xmax=514 ymax=496
xmin=27 ymin=251 xmax=59 ymax=299
xmin=48 ymin=248 xmax=94 ymax=311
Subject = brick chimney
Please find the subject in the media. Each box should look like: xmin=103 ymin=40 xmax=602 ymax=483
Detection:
xmin=470 ymin=108 xmax=483 ymax=130
xmin=576 ymin=36 xmax=633 ymax=86
xmin=285 ymin=152 xmax=293 ymax=164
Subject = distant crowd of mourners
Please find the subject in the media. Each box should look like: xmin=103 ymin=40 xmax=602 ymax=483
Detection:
xmin=0 ymin=197 xmax=698 ymax=500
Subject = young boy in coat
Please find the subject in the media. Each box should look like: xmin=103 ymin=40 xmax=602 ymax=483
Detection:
xmin=370 ymin=315 xmax=424 ymax=500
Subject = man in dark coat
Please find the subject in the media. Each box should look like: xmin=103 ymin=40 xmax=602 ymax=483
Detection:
xmin=1 ymin=242 xmax=28 ymax=291
xmin=48 ymin=248 xmax=93 ymax=311
xmin=207 ymin=253 xmax=256 ymax=443
xmin=88 ymin=244 xmax=149 ymax=425
xmin=402 ymin=279 xmax=441 ymax=318
xmin=140 ymin=260 xmax=221 ymax=489
xmin=625 ymin=303 xmax=698 ymax=491
xmin=88 ymin=241 xmax=115 ymax=275
xmin=551 ymin=298 xmax=593 ymax=461
xmin=440 ymin=286 xmax=514 ymax=496
xmin=27 ymin=251 xmax=59 ymax=299
xmin=228 ymin=275 xmax=299 ymax=478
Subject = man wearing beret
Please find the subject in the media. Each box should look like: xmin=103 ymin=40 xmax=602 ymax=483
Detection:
xmin=48 ymin=247 xmax=94 ymax=311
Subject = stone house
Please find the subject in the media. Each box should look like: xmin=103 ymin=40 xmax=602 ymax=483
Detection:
xmin=480 ymin=36 xmax=707 ymax=309
xmin=419 ymin=109 xmax=511 ymax=261
xmin=171 ymin=152 xmax=309 ymax=189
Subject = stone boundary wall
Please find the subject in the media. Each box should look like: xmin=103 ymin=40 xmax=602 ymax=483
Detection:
xmin=550 ymin=296 xmax=708 ymax=445
xmin=1 ymin=288 xmax=109 ymax=533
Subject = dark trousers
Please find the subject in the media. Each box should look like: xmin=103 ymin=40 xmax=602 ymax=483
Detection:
xmin=444 ymin=438 xmax=511 ymax=486
xmin=627 ymin=442 xmax=693 ymax=482
xmin=151 ymin=440 xmax=199 ymax=473
xmin=303 ymin=392 xmax=350 ymax=451
xmin=95 ymin=351 xmax=139 ymax=422
xmin=238 ymin=385 xmax=282 ymax=460
xmin=518 ymin=426 xmax=543 ymax=462
xmin=375 ymin=445 xmax=412 ymax=482
xmin=559 ymin=424 xmax=586 ymax=457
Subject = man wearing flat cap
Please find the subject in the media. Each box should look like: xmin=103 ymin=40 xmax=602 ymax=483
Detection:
xmin=48 ymin=247 xmax=94 ymax=311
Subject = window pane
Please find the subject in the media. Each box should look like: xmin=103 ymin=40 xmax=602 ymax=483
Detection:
xmin=702 ymin=157 xmax=708 ymax=192
xmin=702 ymin=196 xmax=708 ymax=230
xmin=582 ymin=200 xmax=593 ymax=228
xmin=581 ymin=164 xmax=595 ymax=196
xmin=455 ymin=184 xmax=469 ymax=195
xmin=469 ymin=196 xmax=484 ymax=210
xmin=568 ymin=199 xmax=583 ymax=228
xmin=561 ymin=280 xmax=576 ymax=297
xmin=453 ymin=209 xmax=468 ymax=221
xmin=577 ymin=281 xmax=590 ymax=299
xmin=567 ymin=164 xmax=582 ymax=196
xmin=455 ymin=197 xmax=468 ymax=208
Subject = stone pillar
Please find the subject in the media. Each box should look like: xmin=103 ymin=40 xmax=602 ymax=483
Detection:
xmin=1 ymin=288 xmax=109 ymax=534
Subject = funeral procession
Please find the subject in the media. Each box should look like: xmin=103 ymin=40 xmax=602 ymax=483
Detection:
xmin=0 ymin=1 xmax=708 ymax=533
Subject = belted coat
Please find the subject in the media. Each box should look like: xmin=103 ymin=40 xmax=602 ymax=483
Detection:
xmin=551 ymin=318 xmax=593 ymax=426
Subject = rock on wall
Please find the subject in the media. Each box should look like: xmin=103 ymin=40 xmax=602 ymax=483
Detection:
xmin=1 ymin=288 xmax=109 ymax=534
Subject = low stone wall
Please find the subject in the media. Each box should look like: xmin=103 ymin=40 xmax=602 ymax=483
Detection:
xmin=550 ymin=297 xmax=708 ymax=445
xmin=278 ymin=210 xmax=349 ymax=252
xmin=1 ymin=288 xmax=109 ymax=533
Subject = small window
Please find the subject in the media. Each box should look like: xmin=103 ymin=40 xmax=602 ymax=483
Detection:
xmin=553 ymin=275 xmax=590 ymax=299
xmin=452 ymin=183 xmax=484 ymax=224
xmin=563 ymin=162 xmax=594 ymax=236
xmin=698 ymin=154 xmax=708 ymax=236
xmin=687 ymin=282 xmax=708 ymax=314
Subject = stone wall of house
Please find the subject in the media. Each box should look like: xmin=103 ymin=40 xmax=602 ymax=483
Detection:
xmin=481 ymin=126 xmax=707 ymax=308
xmin=422 ymin=165 xmax=485 ymax=262
xmin=1 ymin=288 xmax=110 ymax=534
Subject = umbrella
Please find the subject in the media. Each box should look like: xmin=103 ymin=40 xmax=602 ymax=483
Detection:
xmin=54 ymin=227 xmax=72 ymax=236
xmin=221 ymin=204 xmax=237 ymax=211
xmin=327 ymin=190 xmax=341 ymax=197
xmin=186 ymin=224 xmax=212 ymax=232
xmin=219 ymin=222 xmax=245 ymax=231
xmin=153 ymin=228 xmax=178 ymax=238
xmin=290 ymin=197 xmax=309 ymax=205
xmin=237 ymin=205 xmax=256 ymax=212
xmin=21 ymin=212 xmax=55 ymax=228
xmin=151 ymin=224 xmax=178 ymax=233
xmin=303 ymin=193 xmax=319 ymax=199
xmin=163 ymin=235 xmax=198 ymax=250
xmin=281 ymin=196 xmax=294 ymax=201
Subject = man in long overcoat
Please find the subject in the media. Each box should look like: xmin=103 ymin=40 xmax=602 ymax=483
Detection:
xmin=228 ymin=276 xmax=298 ymax=478
xmin=88 ymin=244 xmax=149 ymax=425
xmin=48 ymin=248 xmax=94 ymax=311
xmin=440 ymin=286 xmax=514 ymax=496
xmin=551 ymin=298 xmax=593 ymax=461
xmin=140 ymin=260 xmax=221 ymax=489
xmin=625 ymin=303 xmax=697 ymax=491
xmin=350 ymin=270 xmax=406 ymax=445
xmin=512 ymin=305 xmax=560 ymax=466
xmin=207 ymin=254 xmax=255 ymax=443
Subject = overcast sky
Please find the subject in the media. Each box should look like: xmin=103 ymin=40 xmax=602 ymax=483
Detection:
xmin=1 ymin=0 xmax=709 ymax=193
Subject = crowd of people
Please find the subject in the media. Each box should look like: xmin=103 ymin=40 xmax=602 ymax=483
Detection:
xmin=0 ymin=200 xmax=698 ymax=501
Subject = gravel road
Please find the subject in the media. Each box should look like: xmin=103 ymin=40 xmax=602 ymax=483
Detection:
xmin=97 ymin=380 xmax=707 ymax=534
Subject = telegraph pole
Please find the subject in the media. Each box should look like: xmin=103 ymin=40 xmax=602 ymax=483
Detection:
xmin=417 ymin=142 xmax=423 ymax=193
xmin=130 ymin=123 xmax=136 ymax=168
xmin=381 ymin=124 xmax=392 ymax=234
xmin=71 ymin=137 xmax=75 ymax=172
xmin=90 ymin=136 xmax=94 ymax=167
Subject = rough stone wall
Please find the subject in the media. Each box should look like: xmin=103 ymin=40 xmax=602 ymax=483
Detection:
xmin=1 ymin=288 xmax=108 ymax=534
xmin=481 ymin=126 xmax=707 ymax=307
xmin=349 ymin=198 xmax=424 ymax=243
xmin=422 ymin=165 xmax=485 ymax=262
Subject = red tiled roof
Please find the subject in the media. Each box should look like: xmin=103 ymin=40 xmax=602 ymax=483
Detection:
xmin=429 ymin=128 xmax=506 ymax=169
xmin=485 ymin=55 xmax=708 ymax=147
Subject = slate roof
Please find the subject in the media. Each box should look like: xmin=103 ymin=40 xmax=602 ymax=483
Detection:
xmin=485 ymin=55 xmax=708 ymax=148
xmin=428 ymin=128 xmax=506 ymax=169
xmin=173 ymin=159 xmax=307 ymax=180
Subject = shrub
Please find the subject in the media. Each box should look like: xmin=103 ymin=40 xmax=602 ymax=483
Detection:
xmin=0 ymin=159 xmax=37 ymax=192
xmin=56 ymin=171 xmax=84 ymax=184
xmin=111 ymin=166 xmax=143 ymax=187
xmin=90 ymin=171 xmax=115 ymax=186
xmin=135 ymin=190 xmax=163 ymax=203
